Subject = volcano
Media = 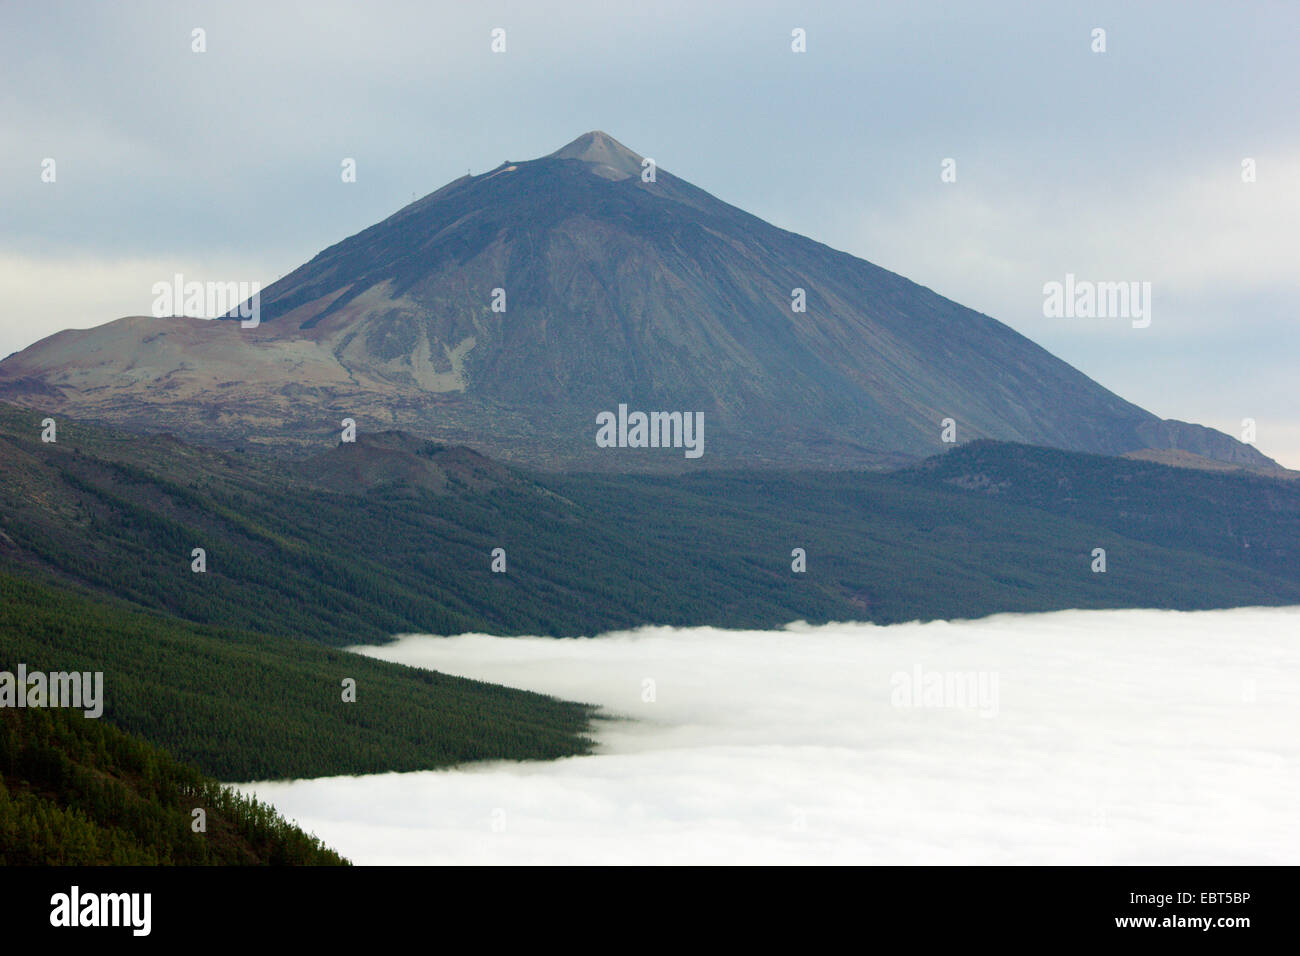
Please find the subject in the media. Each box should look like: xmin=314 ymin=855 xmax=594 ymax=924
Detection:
xmin=0 ymin=131 xmax=1276 ymax=471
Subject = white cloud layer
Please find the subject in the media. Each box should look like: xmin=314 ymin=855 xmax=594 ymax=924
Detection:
xmin=242 ymin=607 xmax=1300 ymax=865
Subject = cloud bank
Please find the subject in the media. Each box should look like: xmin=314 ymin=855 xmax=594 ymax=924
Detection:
xmin=243 ymin=607 xmax=1300 ymax=865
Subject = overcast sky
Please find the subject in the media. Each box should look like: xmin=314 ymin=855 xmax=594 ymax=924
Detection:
xmin=2 ymin=1 xmax=1297 ymax=463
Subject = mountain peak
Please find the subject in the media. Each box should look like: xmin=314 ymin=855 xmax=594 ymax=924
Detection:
xmin=0 ymin=133 xmax=1279 ymax=474
xmin=546 ymin=130 xmax=643 ymax=180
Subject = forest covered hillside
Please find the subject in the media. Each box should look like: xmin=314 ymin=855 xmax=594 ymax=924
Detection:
xmin=3 ymin=403 xmax=1298 ymax=649
xmin=0 ymin=705 xmax=346 ymax=865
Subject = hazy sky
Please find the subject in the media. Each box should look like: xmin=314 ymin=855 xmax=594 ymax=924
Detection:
xmin=2 ymin=1 xmax=1297 ymax=463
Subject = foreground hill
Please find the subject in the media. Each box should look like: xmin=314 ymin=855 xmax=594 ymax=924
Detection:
xmin=0 ymin=132 xmax=1274 ymax=472
xmin=0 ymin=707 xmax=346 ymax=865
xmin=0 ymin=573 xmax=595 ymax=781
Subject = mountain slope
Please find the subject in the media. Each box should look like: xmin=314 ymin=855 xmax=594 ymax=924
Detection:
xmin=3 ymin=404 xmax=1297 ymax=651
xmin=901 ymin=440 xmax=1300 ymax=584
xmin=0 ymin=706 xmax=347 ymax=865
xmin=0 ymin=132 xmax=1274 ymax=471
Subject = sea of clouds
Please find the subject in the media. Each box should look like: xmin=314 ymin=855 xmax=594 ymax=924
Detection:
xmin=242 ymin=607 xmax=1300 ymax=865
